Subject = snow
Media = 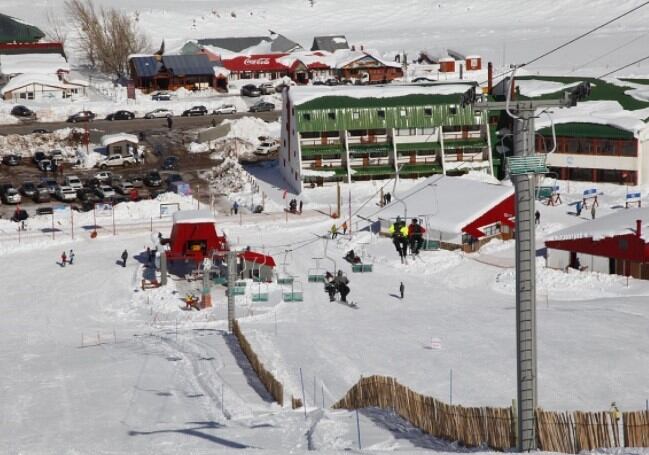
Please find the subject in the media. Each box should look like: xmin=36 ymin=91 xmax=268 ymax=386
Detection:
xmin=289 ymin=83 xmax=473 ymax=107
xmin=172 ymin=209 xmax=217 ymax=224
xmin=517 ymin=79 xmax=580 ymax=97
xmin=100 ymin=133 xmax=139 ymax=147
xmin=0 ymin=73 xmax=84 ymax=95
xmin=548 ymin=206 xmax=649 ymax=241
xmin=0 ymin=53 xmax=70 ymax=75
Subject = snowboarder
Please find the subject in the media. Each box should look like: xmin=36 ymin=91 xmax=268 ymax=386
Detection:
xmin=121 ymin=249 xmax=128 ymax=267
xmin=407 ymin=218 xmax=425 ymax=255
xmin=535 ymin=210 xmax=541 ymax=225
xmin=333 ymin=270 xmax=350 ymax=302
xmin=576 ymin=200 xmax=582 ymax=216
xmin=68 ymin=249 xmax=75 ymax=265
xmin=61 ymin=251 xmax=67 ymax=267
xmin=166 ymin=116 xmax=173 ymax=129
xmin=399 ymin=281 xmax=405 ymax=299
xmin=330 ymin=224 xmax=338 ymax=239
xmin=342 ymin=221 xmax=348 ymax=235
xmin=591 ymin=204 xmax=596 ymax=220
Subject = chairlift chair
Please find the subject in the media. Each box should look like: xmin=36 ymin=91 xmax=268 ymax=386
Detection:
xmin=251 ymin=261 xmax=269 ymax=301
xmin=351 ymin=243 xmax=373 ymax=273
xmin=421 ymin=217 xmax=441 ymax=251
xmin=277 ymin=250 xmax=295 ymax=285
xmin=307 ymin=257 xmax=327 ymax=282
xmin=282 ymin=279 xmax=303 ymax=302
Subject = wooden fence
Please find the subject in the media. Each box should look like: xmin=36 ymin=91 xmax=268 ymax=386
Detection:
xmin=231 ymin=319 xmax=284 ymax=406
xmin=333 ymin=376 xmax=649 ymax=453
xmin=332 ymin=375 xmax=514 ymax=451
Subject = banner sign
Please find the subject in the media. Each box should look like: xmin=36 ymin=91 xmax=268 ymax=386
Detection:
xmin=583 ymin=188 xmax=597 ymax=198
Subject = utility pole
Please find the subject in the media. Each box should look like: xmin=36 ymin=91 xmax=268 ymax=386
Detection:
xmin=227 ymin=250 xmax=237 ymax=333
xmin=462 ymin=80 xmax=590 ymax=452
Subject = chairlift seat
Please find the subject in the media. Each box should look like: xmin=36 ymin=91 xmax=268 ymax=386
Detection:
xmin=351 ymin=263 xmax=373 ymax=273
xmin=422 ymin=239 xmax=440 ymax=251
xmin=283 ymin=291 xmax=303 ymax=302
xmin=307 ymin=268 xmax=326 ymax=282
xmin=252 ymin=292 xmax=269 ymax=302
xmin=277 ymin=276 xmax=294 ymax=285
xmin=507 ymin=155 xmax=548 ymax=175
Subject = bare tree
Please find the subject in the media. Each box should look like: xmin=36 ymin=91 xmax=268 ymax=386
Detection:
xmin=65 ymin=0 xmax=150 ymax=77
xmin=45 ymin=8 xmax=69 ymax=44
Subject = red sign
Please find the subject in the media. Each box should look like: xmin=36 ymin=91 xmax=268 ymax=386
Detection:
xmin=127 ymin=81 xmax=136 ymax=99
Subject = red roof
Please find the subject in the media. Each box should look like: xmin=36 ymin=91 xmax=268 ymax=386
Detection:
xmin=240 ymin=251 xmax=276 ymax=267
xmin=222 ymin=54 xmax=289 ymax=72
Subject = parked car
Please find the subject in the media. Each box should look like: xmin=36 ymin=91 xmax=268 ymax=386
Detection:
xmin=36 ymin=206 xmax=54 ymax=215
xmin=106 ymin=110 xmax=135 ymax=121
xmin=11 ymin=105 xmax=36 ymax=120
xmin=151 ymin=91 xmax=173 ymax=101
xmin=95 ymin=184 xmax=116 ymax=199
xmin=66 ymin=110 xmax=96 ymax=123
xmin=312 ymin=80 xmax=325 ymax=86
xmin=33 ymin=150 xmax=47 ymax=164
xmin=49 ymin=149 xmax=64 ymax=162
xmin=259 ymin=82 xmax=275 ymax=95
xmin=20 ymin=181 xmax=37 ymax=197
xmin=240 ymin=84 xmax=261 ymax=97
xmin=0 ymin=183 xmax=21 ymax=204
xmin=254 ymin=140 xmax=280 ymax=156
xmin=11 ymin=209 xmax=28 ymax=223
xmin=38 ymin=159 xmax=56 ymax=172
xmin=144 ymin=108 xmax=174 ymax=119
xmin=114 ymin=180 xmax=134 ymax=195
xmin=324 ymin=78 xmax=340 ymax=86
xmin=56 ymin=185 xmax=77 ymax=202
xmin=144 ymin=170 xmax=162 ymax=187
xmin=32 ymin=128 xmax=50 ymax=134
xmin=2 ymin=154 xmax=22 ymax=166
xmin=165 ymin=173 xmax=183 ymax=188
xmin=94 ymin=171 xmax=113 ymax=182
xmin=42 ymin=178 xmax=59 ymax=194
xmin=77 ymin=188 xmax=100 ymax=204
xmin=412 ymin=76 xmax=436 ymax=83
xmin=162 ymin=156 xmax=179 ymax=170
xmin=84 ymin=177 xmax=101 ymax=189
xmin=249 ymin=101 xmax=275 ymax=113
xmin=96 ymin=154 xmax=136 ymax=169
xmin=181 ymin=105 xmax=208 ymax=117
xmin=64 ymin=175 xmax=83 ymax=190
xmin=213 ymin=104 xmax=237 ymax=115
xmin=33 ymin=185 xmax=51 ymax=203
xmin=129 ymin=175 xmax=144 ymax=188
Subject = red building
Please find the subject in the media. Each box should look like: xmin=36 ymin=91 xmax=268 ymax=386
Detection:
xmin=240 ymin=251 xmax=277 ymax=282
xmin=166 ymin=210 xmax=226 ymax=262
xmin=222 ymin=53 xmax=291 ymax=80
xmin=546 ymin=208 xmax=649 ymax=279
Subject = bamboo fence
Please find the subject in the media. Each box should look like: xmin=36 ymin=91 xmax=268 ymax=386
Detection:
xmin=624 ymin=411 xmax=649 ymax=448
xmin=231 ymin=319 xmax=284 ymax=406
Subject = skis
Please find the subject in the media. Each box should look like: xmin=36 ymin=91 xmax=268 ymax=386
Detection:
xmin=336 ymin=300 xmax=358 ymax=308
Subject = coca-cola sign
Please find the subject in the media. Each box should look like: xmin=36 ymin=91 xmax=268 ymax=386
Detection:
xmin=244 ymin=58 xmax=271 ymax=66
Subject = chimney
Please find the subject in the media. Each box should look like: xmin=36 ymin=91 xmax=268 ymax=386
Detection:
xmin=637 ymin=219 xmax=642 ymax=238
xmin=487 ymin=61 xmax=493 ymax=94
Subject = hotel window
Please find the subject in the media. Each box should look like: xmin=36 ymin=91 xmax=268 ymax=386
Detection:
xmin=303 ymin=113 xmax=311 ymax=121
xmin=328 ymin=112 xmax=336 ymax=120
xmin=377 ymin=110 xmax=385 ymax=119
xmin=424 ymin=107 xmax=433 ymax=116
xmin=482 ymin=223 xmax=501 ymax=237
xmin=399 ymin=109 xmax=407 ymax=117
xmin=352 ymin=112 xmax=360 ymax=120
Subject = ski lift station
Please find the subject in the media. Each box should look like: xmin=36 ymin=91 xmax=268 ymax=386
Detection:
xmin=239 ymin=251 xmax=276 ymax=282
xmin=370 ymin=175 xmax=515 ymax=252
xmin=165 ymin=210 xmax=227 ymax=262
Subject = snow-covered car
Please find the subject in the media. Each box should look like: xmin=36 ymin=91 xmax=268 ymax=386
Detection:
xmin=254 ymin=140 xmax=280 ymax=156
xmin=144 ymin=108 xmax=174 ymax=119
xmin=64 ymin=175 xmax=83 ymax=191
xmin=96 ymin=154 xmax=137 ymax=169
xmin=94 ymin=171 xmax=113 ymax=182
xmin=55 ymin=185 xmax=77 ymax=202
xmin=95 ymin=185 xmax=116 ymax=199
xmin=213 ymin=104 xmax=237 ymax=115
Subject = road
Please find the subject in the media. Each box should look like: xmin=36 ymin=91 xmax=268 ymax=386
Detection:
xmin=0 ymin=111 xmax=280 ymax=136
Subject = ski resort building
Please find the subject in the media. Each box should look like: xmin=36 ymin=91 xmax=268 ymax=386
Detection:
xmin=279 ymin=84 xmax=494 ymax=192
xmin=536 ymin=122 xmax=649 ymax=185
xmin=100 ymin=133 xmax=139 ymax=156
xmin=239 ymin=251 xmax=277 ymax=282
xmin=545 ymin=208 xmax=649 ymax=280
xmin=166 ymin=211 xmax=226 ymax=262
xmin=128 ymin=54 xmax=226 ymax=92
xmin=0 ymin=73 xmax=87 ymax=101
xmin=370 ymin=175 xmax=515 ymax=252
xmin=181 ymin=34 xmax=302 ymax=61
xmin=0 ymin=13 xmax=44 ymax=44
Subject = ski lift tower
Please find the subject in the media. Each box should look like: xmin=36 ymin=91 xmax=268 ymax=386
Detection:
xmin=462 ymin=78 xmax=590 ymax=451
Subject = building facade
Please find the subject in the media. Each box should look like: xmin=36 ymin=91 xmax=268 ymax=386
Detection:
xmin=129 ymin=55 xmax=223 ymax=93
xmin=536 ymin=123 xmax=649 ymax=185
xmin=279 ymin=84 xmax=494 ymax=193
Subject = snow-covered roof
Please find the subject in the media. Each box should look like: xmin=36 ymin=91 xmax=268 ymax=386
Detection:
xmin=548 ymin=207 xmax=649 ymax=242
xmin=172 ymin=210 xmax=216 ymax=224
xmin=535 ymin=100 xmax=649 ymax=137
xmin=0 ymin=73 xmax=86 ymax=95
xmin=0 ymin=53 xmax=69 ymax=75
xmin=100 ymin=133 xmax=139 ymax=147
xmin=367 ymin=175 xmax=513 ymax=235
xmin=289 ymin=83 xmax=473 ymax=107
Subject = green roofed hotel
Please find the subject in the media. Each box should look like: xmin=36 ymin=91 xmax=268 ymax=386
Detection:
xmin=279 ymin=84 xmax=495 ymax=192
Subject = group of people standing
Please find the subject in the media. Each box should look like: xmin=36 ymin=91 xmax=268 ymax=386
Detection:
xmin=288 ymin=199 xmax=303 ymax=214
xmin=324 ymin=270 xmax=351 ymax=302
xmin=389 ymin=216 xmax=426 ymax=261
xmin=60 ymin=249 xmax=75 ymax=267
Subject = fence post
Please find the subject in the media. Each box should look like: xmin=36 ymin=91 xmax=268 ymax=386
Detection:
xmin=356 ymin=408 xmax=362 ymax=450
xmin=511 ymin=399 xmax=518 ymax=449
xmin=299 ymin=367 xmax=307 ymax=418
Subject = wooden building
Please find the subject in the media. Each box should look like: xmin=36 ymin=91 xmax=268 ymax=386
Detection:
xmin=129 ymin=54 xmax=221 ymax=93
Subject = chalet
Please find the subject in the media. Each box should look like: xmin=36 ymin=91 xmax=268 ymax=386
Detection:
xmin=129 ymin=54 xmax=224 ymax=93
xmin=1 ymin=73 xmax=87 ymax=101
xmin=166 ymin=210 xmax=227 ymax=262
xmin=545 ymin=208 xmax=649 ymax=280
xmin=181 ymin=34 xmax=302 ymax=61
xmin=0 ymin=13 xmax=44 ymax=44
xmin=335 ymin=50 xmax=403 ymax=84
xmin=279 ymin=83 xmax=494 ymax=192
xmin=369 ymin=175 xmax=515 ymax=251
xmin=311 ymin=35 xmax=350 ymax=53
xmin=447 ymin=49 xmax=482 ymax=71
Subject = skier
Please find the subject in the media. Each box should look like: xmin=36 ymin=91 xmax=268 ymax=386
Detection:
xmin=324 ymin=271 xmax=337 ymax=302
xmin=68 ymin=249 xmax=75 ymax=265
xmin=407 ymin=218 xmax=426 ymax=255
xmin=535 ymin=210 xmax=541 ymax=225
xmin=389 ymin=216 xmax=409 ymax=261
xmin=333 ymin=270 xmax=350 ymax=302
xmin=399 ymin=281 xmax=405 ymax=299
xmin=342 ymin=221 xmax=348 ymax=235
xmin=576 ymin=200 xmax=583 ymax=216
xmin=385 ymin=192 xmax=392 ymax=204
xmin=232 ymin=201 xmax=239 ymax=215
xmin=591 ymin=204 xmax=597 ymax=220
xmin=121 ymin=249 xmax=128 ymax=267
xmin=330 ymin=223 xmax=338 ymax=239
xmin=61 ymin=251 xmax=67 ymax=267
